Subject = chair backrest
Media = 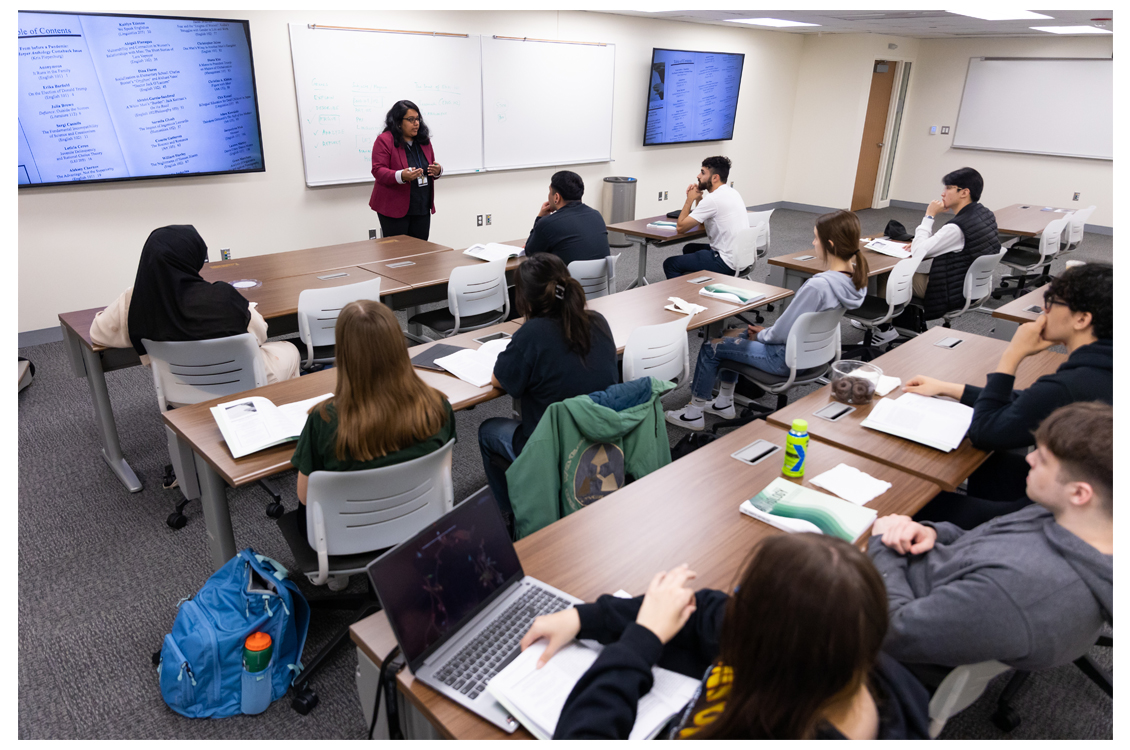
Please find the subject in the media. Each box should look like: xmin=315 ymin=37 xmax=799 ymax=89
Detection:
xmin=885 ymin=256 xmax=919 ymax=309
xmin=927 ymin=661 xmax=1012 ymax=738
xmin=297 ymin=276 xmax=382 ymax=353
xmin=784 ymin=308 xmax=844 ymax=372
xmin=622 ymin=316 xmax=689 ymax=384
xmin=1064 ymin=205 xmax=1096 ymax=250
xmin=568 ymin=256 xmax=617 ymax=300
xmin=143 ymin=333 xmax=266 ymax=411
xmin=306 ymin=438 xmax=455 ymax=561
xmin=732 ymin=225 xmax=763 ymax=276
xmin=447 ymin=258 xmax=509 ymax=329
xmin=964 ymin=248 xmax=1007 ymax=304
xmin=747 ymin=210 xmax=773 ymax=256
xmin=1036 ymin=217 xmax=1070 ymax=259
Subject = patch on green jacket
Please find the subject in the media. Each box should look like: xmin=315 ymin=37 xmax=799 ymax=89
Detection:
xmin=566 ymin=440 xmax=625 ymax=512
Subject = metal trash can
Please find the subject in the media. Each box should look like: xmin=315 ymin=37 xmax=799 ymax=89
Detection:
xmin=601 ymin=176 xmax=637 ymax=248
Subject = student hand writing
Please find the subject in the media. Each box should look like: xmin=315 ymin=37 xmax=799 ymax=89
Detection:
xmin=925 ymin=199 xmax=946 ymax=218
xmin=537 ymin=201 xmax=553 ymax=218
xmin=872 ymin=515 xmax=938 ymax=555
xmin=636 ymin=564 xmax=698 ymax=644
xmin=427 ymin=162 xmax=442 ymax=177
xmin=520 ymin=607 xmax=581 ymax=669
xmin=902 ymin=375 xmax=963 ymax=400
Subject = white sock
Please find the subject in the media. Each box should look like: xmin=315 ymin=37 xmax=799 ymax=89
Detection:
xmin=682 ymin=397 xmax=707 ymax=418
xmin=714 ymin=381 xmax=737 ymax=407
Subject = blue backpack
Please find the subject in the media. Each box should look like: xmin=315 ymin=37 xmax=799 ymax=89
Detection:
xmin=157 ymin=548 xmax=310 ymax=718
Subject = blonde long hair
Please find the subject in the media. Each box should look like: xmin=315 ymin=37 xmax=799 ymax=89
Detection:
xmin=316 ymin=300 xmax=448 ymax=461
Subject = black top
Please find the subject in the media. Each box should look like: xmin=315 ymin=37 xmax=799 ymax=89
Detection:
xmin=127 ymin=225 xmax=250 ymax=356
xmin=404 ymin=140 xmax=431 ymax=216
xmin=525 ymin=201 xmax=611 ymax=266
xmin=553 ymin=590 xmax=931 ymax=740
xmin=960 ymin=339 xmax=1113 ymax=450
xmin=492 ymin=313 xmax=618 ymax=453
xmin=922 ymin=201 xmax=1001 ymax=319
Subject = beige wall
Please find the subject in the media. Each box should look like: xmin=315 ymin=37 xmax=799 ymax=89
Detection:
xmin=889 ymin=35 xmax=1113 ymax=225
xmin=18 ymin=9 xmax=802 ymax=332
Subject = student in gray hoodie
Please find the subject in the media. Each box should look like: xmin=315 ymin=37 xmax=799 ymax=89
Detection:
xmin=667 ymin=209 xmax=866 ymax=431
xmin=868 ymin=402 xmax=1112 ymax=674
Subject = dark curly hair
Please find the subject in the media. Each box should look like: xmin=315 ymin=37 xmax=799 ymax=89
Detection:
xmin=383 ymin=99 xmax=430 ymax=148
xmin=701 ymin=155 xmax=731 ymax=183
xmin=1044 ymin=263 xmax=1112 ymax=339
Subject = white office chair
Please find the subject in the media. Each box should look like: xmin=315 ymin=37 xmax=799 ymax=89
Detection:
xmin=407 ymin=258 xmax=509 ymax=339
xmin=622 ymin=316 xmax=690 ymax=386
xmin=568 ymin=254 xmax=621 ymax=300
xmin=143 ymin=334 xmax=283 ymax=528
xmin=993 ymin=217 xmax=1069 ymax=300
xmin=711 ymin=308 xmax=844 ymax=431
xmin=296 ymin=276 xmax=382 ymax=369
xmin=1058 ymin=205 xmax=1097 ymax=260
xmin=942 ymin=248 xmax=1008 ymax=328
xmin=746 ymin=209 xmax=774 ymax=259
xmin=843 ymin=255 xmax=918 ymax=357
xmin=732 ymin=225 xmax=764 ymax=280
xmin=927 ymin=661 xmax=1012 ymax=738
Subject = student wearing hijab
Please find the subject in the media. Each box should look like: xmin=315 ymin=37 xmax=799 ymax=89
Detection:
xmin=90 ymin=225 xmax=300 ymax=383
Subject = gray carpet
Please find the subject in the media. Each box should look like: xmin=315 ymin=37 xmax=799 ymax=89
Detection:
xmin=18 ymin=207 xmax=1112 ymax=739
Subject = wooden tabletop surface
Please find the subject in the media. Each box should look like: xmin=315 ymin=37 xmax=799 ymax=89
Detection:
xmin=238 ymin=267 xmax=409 ymax=320
xmin=991 ymin=285 xmax=1046 ymax=325
xmin=58 ymin=307 xmax=104 ymax=349
xmin=162 ymin=322 xmax=521 ymax=487
xmin=349 ymin=418 xmax=941 ymax=740
xmin=768 ymin=327 xmax=1067 ymax=490
xmin=993 ymin=203 xmax=1075 ymax=237
xmin=361 ymin=246 xmax=523 ymax=289
xmin=769 ymin=239 xmax=906 ymax=277
xmin=588 ymin=274 xmax=793 ymax=352
xmin=606 ymin=215 xmax=707 ymax=243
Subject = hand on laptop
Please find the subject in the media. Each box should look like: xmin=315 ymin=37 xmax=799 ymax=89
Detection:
xmin=520 ymin=608 xmax=581 ymax=669
xmin=871 ymin=514 xmax=938 ymax=555
xmin=636 ymin=564 xmax=698 ymax=645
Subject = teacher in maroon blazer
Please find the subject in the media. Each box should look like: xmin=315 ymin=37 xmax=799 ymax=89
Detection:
xmin=368 ymin=99 xmax=442 ymax=241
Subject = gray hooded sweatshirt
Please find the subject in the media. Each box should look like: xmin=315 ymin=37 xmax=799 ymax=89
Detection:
xmin=868 ymin=504 xmax=1112 ymax=670
xmin=757 ymin=270 xmax=865 ymax=346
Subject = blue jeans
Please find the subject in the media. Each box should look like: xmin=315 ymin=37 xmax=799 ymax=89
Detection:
xmin=662 ymin=243 xmax=737 ymax=280
xmin=690 ymin=332 xmax=789 ymax=401
xmin=478 ymin=417 xmax=521 ymax=516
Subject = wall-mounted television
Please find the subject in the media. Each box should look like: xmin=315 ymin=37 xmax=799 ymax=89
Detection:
xmin=18 ymin=11 xmax=265 ymax=187
xmin=644 ymin=48 xmax=745 ymax=147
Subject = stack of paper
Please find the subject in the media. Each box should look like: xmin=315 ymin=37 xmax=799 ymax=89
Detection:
xmin=864 ymin=238 xmax=912 ymax=258
xmin=463 ymin=243 xmax=524 ymax=262
xmin=698 ymin=283 xmax=765 ymax=305
xmin=487 ymin=641 xmax=699 ymax=740
xmin=433 ymin=337 xmax=511 ymax=388
xmin=875 ymin=375 xmax=901 ymax=397
xmin=809 ymin=463 xmax=892 ymax=506
xmin=860 ymin=393 xmax=974 ymax=452
xmin=210 ymin=393 xmax=333 ymax=459
xmin=740 ymin=477 xmax=878 ymax=543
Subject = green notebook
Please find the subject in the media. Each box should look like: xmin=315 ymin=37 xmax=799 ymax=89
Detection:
xmin=740 ymin=477 xmax=877 ymax=543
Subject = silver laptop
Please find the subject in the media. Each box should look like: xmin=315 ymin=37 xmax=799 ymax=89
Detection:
xmin=367 ymin=492 xmax=581 ymax=733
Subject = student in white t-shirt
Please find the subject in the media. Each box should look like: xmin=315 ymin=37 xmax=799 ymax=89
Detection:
xmin=663 ymin=155 xmax=749 ymax=279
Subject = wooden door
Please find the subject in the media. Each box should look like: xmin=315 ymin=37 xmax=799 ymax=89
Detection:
xmin=851 ymin=61 xmax=897 ymax=211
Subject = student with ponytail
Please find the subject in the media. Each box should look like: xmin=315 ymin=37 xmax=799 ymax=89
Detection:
xmin=479 ymin=253 xmax=618 ymax=520
xmin=667 ymin=210 xmax=868 ymax=431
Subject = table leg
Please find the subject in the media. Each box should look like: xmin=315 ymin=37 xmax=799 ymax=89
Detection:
xmin=78 ymin=338 xmax=143 ymax=493
xmin=990 ymin=319 xmax=1018 ymax=342
xmin=404 ymin=305 xmax=431 ymax=344
xmin=626 ymin=237 xmax=650 ymax=289
xmin=195 ymin=455 xmax=237 ymax=570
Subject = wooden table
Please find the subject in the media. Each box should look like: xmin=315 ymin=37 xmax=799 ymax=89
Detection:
xmin=605 ymin=215 xmax=707 ymax=289
xmin=767 ymin=240 xmax=907 ymax=311
xmin=162 ymin=322 xmax=521 ymax=570
xmin=768 ymin=327 xmax=1067 ymax=490
xmin=993 ymin=203 xmax=1076 ymax=238
xmin=349 ymin=419 xmax=941 ymax=739
xmin=989 ymin=285 xmax=1045 ymax=340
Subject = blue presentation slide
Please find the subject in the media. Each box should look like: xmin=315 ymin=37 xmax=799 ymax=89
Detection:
xmin=18 ymin=12 xmax=263 ymax=186
xmin=645 ymin=50 xmax=744 ymax=146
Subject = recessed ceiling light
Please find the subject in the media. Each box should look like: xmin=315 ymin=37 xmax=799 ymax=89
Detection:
xmin=728 ymin=18 xmax=821 ymax=28
xmin=948 ymin=10 xmax=1053 ymax=21
xmin=1031 ymin=25 xmax=1113 ymax=34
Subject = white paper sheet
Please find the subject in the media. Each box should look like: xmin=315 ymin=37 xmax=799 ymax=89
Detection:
xmin=864 ymin=238 xmax=912 ymax=258
xmin=434 ymin=337 xmax=511 ymax=388
xmin=860 ymin=393 xmax=974 ymax=452
xmin=875 ymin=375 xmax=902 ymax=397
xmin=809 ymin=463 xmax=892 ymax=506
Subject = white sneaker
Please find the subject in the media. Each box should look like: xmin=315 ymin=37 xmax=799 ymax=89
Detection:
xmin=850 ymin=319 xmax=867 ymax=331
xmin=705 ymin=401 xmax=736 ymax=419
xmin=870 ymin=327 xmax=900 ymax=347
xmin=327 ymin=574 xmax=350 ymax=592
xmin=665 ymin=407 xmax=705 ymax=431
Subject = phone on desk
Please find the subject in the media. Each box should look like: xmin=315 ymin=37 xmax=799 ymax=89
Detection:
xmin=688 ymin=275 xmax=713 ymax=284
xmin=474 ymin=331 xmax=511 ymax=345
xmin=793 ymin=255 xmax=816 ymax=261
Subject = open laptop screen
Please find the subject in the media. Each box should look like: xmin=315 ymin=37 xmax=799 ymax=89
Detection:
xmin=368 ymin=493 xmax=524 ymax=669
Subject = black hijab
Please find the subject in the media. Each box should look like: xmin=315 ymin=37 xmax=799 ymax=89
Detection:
xmin=128 ymin=225 xmax=251 ymax=355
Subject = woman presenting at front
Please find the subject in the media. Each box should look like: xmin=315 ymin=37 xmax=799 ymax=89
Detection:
xmin=369 ymin=99 xmax=442 ymax=241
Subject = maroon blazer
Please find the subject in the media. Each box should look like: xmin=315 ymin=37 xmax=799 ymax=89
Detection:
xmin=368 ymin=130 xmax=437 ymax=218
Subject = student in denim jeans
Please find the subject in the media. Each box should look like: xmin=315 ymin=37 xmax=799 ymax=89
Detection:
xmin=667 ymin=210 xmax=868 ymax=431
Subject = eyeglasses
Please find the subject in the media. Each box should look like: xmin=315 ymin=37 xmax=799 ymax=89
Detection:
xmin=402 ymin=116 xmax=421 ymax=124
xmin=1043 ymin=295 xmax=1068 ymax=312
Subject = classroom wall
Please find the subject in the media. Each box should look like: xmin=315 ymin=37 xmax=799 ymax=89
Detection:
xmin=18 ymin=9 xmax=803 ymax=332
xmin=889 ymin=35 xmax=1114 ymax=226
xmin=782 ymin=33 xmax=921 ymax=210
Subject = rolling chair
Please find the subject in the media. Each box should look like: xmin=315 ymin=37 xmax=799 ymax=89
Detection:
xmin=408 ymin=259 xmax=509 ymax=340
xmin=992 ymin=217 xmax=1068 ymax=300
xmin=622 ymin=316 xmax=690 ymax=387
xmin=296 ymin=276 xmax=382 ymax=369
xmin=842 ymin=255 xmax=917 ymax=361
xmin=1055 ymin=205 xmax=1096 ymax=262
xmin=567 ymin=254 xmax=620 ymax=300
xmin=746 ymin=209 xmax=774 ymax=260
xmin=144 ymin=334 xmax=286 ymax=529
xmin=941 ymin=248 xmax=1008 ymax=328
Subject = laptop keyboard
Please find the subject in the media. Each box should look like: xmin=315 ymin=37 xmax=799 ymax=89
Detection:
xmin=434 ymin=587 xmax=572 ymax=701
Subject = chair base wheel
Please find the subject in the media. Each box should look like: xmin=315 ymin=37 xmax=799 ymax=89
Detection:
xmin=267 ymin=502 xmax=285 ymax=519
xmin=166 ymin=512 xmax=188 ymax=530
xmin=990 ymin=706 xmax=1021 ymax=732
xmin=151 ymin=651 xmax=161 ymax=666
xmin=291 ymin=687 xmax=319 ymax=715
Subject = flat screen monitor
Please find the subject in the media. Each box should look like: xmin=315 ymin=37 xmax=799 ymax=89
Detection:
xmin=644 ymin=48 xmax=745 ymax=146
xmin=18 ymin=11 xmax=265 ymax=187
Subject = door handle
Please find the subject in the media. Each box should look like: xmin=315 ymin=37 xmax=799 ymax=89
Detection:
xmin=877 ymin=142 xmax=884 ymax=147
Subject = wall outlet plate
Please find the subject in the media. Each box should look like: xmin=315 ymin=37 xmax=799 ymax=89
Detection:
xmin=476 ymin=215 xmax=483 ymax=226
xmin=664 ymin=191 xmax=668 ymax=200
xmin=940 ymin=126 xmax=950 ymax=134
xmin=368 ymin=229 xmax=377 ymax=239
xmin=658 ymin=191 xmax=662 ymax=200
xmin=929 ymin=126 xmax=937 ymax=135
xmin=1073 ymin=192 xmax=1080 ymax=201
xmin=485 ymin=214 xmax=491 ymax=225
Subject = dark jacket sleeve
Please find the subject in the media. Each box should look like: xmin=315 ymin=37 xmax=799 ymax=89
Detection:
xmin=965 ymin=371 xmax=1071 ymax=450
xmin=525 ymin=215 xmax=550 ymax=257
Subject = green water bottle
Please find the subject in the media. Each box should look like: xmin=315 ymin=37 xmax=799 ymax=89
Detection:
xmin=783 ymin=419 xmax=809 ymax=478
xmin=243 ymin=631 xmax=273 ymax=673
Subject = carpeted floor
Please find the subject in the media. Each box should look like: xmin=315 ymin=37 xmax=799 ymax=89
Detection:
xmin=18 ymin=207 xmax=1112 ymax=739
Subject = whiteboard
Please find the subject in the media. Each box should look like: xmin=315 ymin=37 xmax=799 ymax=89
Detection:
xmin=481 ymin=37 xmax=615 ymax=171
xmin=952 ymin=58 xmax=1112 ymax=160
xmin=288 ymin=24 xmax=484 ymax=185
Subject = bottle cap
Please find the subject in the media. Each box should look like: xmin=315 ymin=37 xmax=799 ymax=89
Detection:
xmin=790 ymin=419 xmax=809 ymax=433
xmin=245 ymin=631 xmax=272 ymax=652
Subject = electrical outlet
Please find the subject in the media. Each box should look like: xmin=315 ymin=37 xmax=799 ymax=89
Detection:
xmin=476 ymin=215 xmax=483 ymax=227
xmin=220 ymin=247 xmax=231 ymax=261
xmin=368 ymin=229 xmax=377 ymax=240
xmin=730 ymin=182 xmax=734 ymax=188
xmin=1073 ymin=192 xmax=1080 ymax=201
xmin=940 ymin=126 xmax=950 ymax=135
xmin=486 ymin=214 xmax=492 ymax=226
xmin=664 ymin=191 xmax=668 ymax=200
xmin=658 ymin=190 xmax=662 ymax=200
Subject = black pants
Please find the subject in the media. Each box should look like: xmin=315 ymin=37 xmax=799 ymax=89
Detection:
xmin=913 ymin=490 xmax=1032 ymax=530
xmin=377 ymin=212 xmax=431 ymax=241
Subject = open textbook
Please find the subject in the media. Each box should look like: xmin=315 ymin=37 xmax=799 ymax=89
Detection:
xmin=463 ymin=243 xmax=524 ymax=262
xmin=740 ymin=477 xmax=877 ymax=543
xmin=488 ymin=640 xmax=699 ymax=740
xmin=433 ymin=337 xmax=512 ymax=388
xmin=860 ymin=392 xmax=974 ymax=452
xmin=210 ymin=393 xmax=333 ymax=459
xmin=698 ymin=283 xmax=765 ymax=305
xmin=864 ymin=238 xmax=912 ymax=258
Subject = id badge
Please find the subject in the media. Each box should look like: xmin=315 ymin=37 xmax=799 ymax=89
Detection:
xmin=417 ymin=174 xmax=428 ymax=187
